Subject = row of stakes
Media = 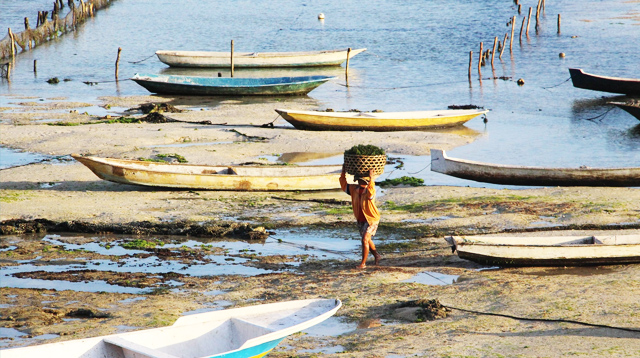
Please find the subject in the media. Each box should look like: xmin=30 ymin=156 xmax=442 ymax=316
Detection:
xmin=468 ymin=0 xmax=561 ymax=82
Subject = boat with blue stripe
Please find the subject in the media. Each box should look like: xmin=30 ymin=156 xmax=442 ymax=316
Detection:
xmin=131 ymin=73 xmax=335 ymax=96
xmin=0 ymin=298 xmax=342 ymax=358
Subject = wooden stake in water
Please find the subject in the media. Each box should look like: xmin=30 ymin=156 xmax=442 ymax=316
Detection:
xmin=34 ymin=59 xmax=37 ymax=73
xmin=526 ymin=7 xmax=532 ymax=36
xmin=478 ymin=42 xmax=483 ymax=76
xmin=468 ymin=51 xmax=473 ymax=79
xmin=230 ymin=40 xmax=235 ymax=77
xmin=345 ymin=47 xmax=351 ymax=77
xmin=8 ymin=28 xmax=16 ymax=57
xmin=535 ymin=0 xmax=541 ymax=30
xmin=115 ymin=47 xmax=122 ymax=80
xmin=557 ymin=14 xmax=561 ymax=34
xmin=491 ymin=37 xmax=497 ymax=67
xmin=499 ymin=34 xmax=507 ymax=59
xmin=519 ymin=16 xmax=526 ymax=41
xmin=510 ymin=16 xmax=516 ymax=51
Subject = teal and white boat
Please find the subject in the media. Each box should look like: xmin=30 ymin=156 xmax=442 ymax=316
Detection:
xmin=0 ymin=298 xmax=341 ymax=358
xmin=131 ymin=73 xmax=335 ymax=96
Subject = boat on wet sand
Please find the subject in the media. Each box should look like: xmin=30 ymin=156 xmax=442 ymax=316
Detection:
xmin=156 ymin=48 xmax=367 ymax=68
xmin=274 ymin=108 xmax=488 ymax=131
xmin=0 ymin=298 xmax=342 ymax=358
xmin=445 ymin=235 xmax=640 ymax=267
xmin=569 ymin=68 xmax=640 ymax=95
xmin=610 ymin=101 xmax=640 ymax=121
xmin=430 ymin=149 xmax=640 ymax=187
xmin=72 ymin=155 xmax=344 ymax=191
xmin=131 ymin=73 xmax=335 ymax=96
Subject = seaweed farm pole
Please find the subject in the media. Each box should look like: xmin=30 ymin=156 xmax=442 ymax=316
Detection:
xmin=468 ymin=51 xmax=473 ymax=79
xmin=535 ymin=0 xmax=541 ymax=31
xmin=526 ymin=7 xmax=532 ymax=36
xmin=477 ymin=42 xmax=483 ymax=76
xmin=499 ymin=34 xmax=507 ymax=59
xmin=557 ymin=14 xmax=561 ymax=34
xmin=8 ymin=28 xmax=17 ymax=57
xmin=491 ymin=37 xmax=497 ymax=67
xmin=34 ymin=59 xmax=37 ymax=73
xmin=345 ymin=47 xmax=351 ymax=77
xmin=115 ymin=47 xmax=121 ymax=80
xmin=230 ymin=40 xmax=235 ymax=77
xmin=509 ymin=16 xmax=516 ymax=51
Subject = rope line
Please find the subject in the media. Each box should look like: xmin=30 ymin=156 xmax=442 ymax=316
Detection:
xmin=336 ymin=80 xmax=470 ymax=90
xmin=582 ymin=107 xmax=614 ymax=122
xmin=542 ymin=77 xmax=571 ymax=89
xmin=442 ymin=304 xmax=640 ymax=333
xmin=128 ymin=53 xmax=156 ymax=64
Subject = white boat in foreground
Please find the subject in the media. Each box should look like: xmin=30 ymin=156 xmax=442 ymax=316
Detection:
xmin=1 ymin=298 xmax=341 ymax=358
xmin=445 ymin=235 xmax=640 ymax=267
xmin=156 ymin=48 xmax=367 ymax=68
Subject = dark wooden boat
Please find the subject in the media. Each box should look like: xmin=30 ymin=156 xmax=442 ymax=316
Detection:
xmin=430 ymin=149 xmax=640 ymax=187
xmin=569 ymin=68 xmax=640 ymax=95
xmin=131 ymin=73 xmax=335 ymax=96
xmin=610 ymin=101 xmax=640 ymax=121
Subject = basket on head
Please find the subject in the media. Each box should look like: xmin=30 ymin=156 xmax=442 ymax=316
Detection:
xmin=344 ymin=154 xmax=386 ymax=177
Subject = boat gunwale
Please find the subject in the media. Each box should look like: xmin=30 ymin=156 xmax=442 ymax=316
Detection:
xmin=156 ymin=48 xmax=367 ymax=59
xmin=569 ymin=68 xmax=640 ymax=83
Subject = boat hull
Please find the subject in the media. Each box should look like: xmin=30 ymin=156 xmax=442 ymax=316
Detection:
xmin=275 ymin=109 xmax=488 ymax=131
xmin=610 ymin=102 xmax=640 ymax=121
xmin=73 ymin=155 xmax=344 ymax=191
xmin=569 ymin=68 xmax=640 ymax=95
xmin=131 ymin=74 xmax=334 ymax=96
xmin=1 ymin=299 xmax=342 ymax=358
xmin=430 ymin=149 xmax=640 ymax=187
xmin=446 ymin=235 xmax=640 ymax=267
xmin=156 ymin=48 xmax=366 ymax=68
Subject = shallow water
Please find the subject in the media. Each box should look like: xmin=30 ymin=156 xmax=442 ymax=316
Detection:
xmin=1 ymin=0 xmax=639 ymax=180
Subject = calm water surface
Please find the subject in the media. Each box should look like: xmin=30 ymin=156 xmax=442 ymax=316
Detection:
xmin=1 ymin=0 xmax=639 ymax=185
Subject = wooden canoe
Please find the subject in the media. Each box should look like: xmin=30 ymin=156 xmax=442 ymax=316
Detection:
xmin=72 ymin=155 xmax=345 ymax=191
xmin=131 ymin=73 xmax=335 ymax=96
xmin=610 ymin=101 xmax=640 ymax=121
xmin=0 ymin=298 xmax=341 ymax=358
xmin=274 ymin=109 xmax=489 ymax=131
xmin=430 ymin=149 xmax=640 ymax=187
xmin=156 ymin=48 xmax=366 ymax=68
xmin=445 ymin=235 xmax=640 ymax=267
xmin=569 ymin=68 xmax=640 ymax=95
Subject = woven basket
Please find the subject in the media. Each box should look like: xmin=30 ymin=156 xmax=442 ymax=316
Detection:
xmin=344 ymin=154 xmax=386 ymax=177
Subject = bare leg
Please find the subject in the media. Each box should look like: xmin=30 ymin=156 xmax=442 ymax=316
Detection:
xmin=368 ymin=237 xmax=381 ymax=265
xmin=358 ymin=233 xmax=370 ymax=269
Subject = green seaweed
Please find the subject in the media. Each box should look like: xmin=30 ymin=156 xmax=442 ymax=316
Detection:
xmin=344 ymin=144 xmax=386 ymax=156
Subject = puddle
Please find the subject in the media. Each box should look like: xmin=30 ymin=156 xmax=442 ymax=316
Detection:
xmin=0 ymin=147 xmax=48 ymax=169
xmin=0 ymin=329 xmax=58 ymax=349
xmin=2 ymin=229 xmax=405 ymax=293
xmin=39 ymin=182 xmax=62 ymax=188
xmin=402 ymin=216 xmax=454 ymax=224
xmin=0 ymin=304 xmax=14 ymax=308
xmin=204 ymin=289 xmax=227 ymax=296
xmin=302 ymin=316 xmax=358 ymax=337
xmin=402 ymin=271 xmax=459 ymax=285
xmin=119 ymin=297 xmax=147 ymax=304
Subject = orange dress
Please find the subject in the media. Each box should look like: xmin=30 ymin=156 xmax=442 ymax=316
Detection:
xmin=340 ymin=172 xmax=380 ymax=225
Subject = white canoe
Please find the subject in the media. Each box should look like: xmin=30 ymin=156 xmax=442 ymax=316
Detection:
xmin=275 ymin=108 xmax=488 ymax=131
xmin=156 ymin=48 xmax=367 ymax=68
xmin=72 ymin=155 xmax=344 ymax=191
xmin=445 ymin=235 xmax=640 ymax=267
xmin=1 ymin=298 xmax=341 ymax=358
xmin=430 ymin=149 xmax=640 ymax=187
